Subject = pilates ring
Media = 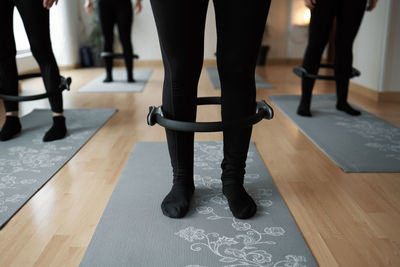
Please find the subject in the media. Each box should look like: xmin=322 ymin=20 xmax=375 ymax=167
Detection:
xmin=293 ymin=64 xmax=361 ymax=81
xmin=147 ymin=97 xmax=274 ymax=132
xmin=0 ymin=73 xmax=71 ymax=102
xmin=100 ymin=52 xmax=139 ymax=60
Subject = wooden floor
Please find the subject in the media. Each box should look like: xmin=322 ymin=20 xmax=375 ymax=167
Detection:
xmin=0 ymin=63 xmax=399 ymax=267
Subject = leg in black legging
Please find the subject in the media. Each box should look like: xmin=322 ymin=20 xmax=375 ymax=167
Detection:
xmin=334 ymin=0 xmax=366 ymax=116
xmin=0 ymin=0 xmax=22 ymax=141
xmin=16 ymin=0 xmax=66 ymax=142
xmin=115 ymin=0 xmax=134 ymax=82
xmin=99 ymin=0 xmax=115 ymax=82
xmin=150 ymin=0 xmax=208 ymax=218
xmin=0 ymin=0 xmax=19 ymax=114
xmin=214 ymin=0 xmax=270 ymax=219
xmin=17 ymin=1 xmax=63 ymax=114
xmin=298 ymin=0 xmax=335 ymax=116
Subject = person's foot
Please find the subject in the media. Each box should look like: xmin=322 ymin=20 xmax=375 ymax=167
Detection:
xmin=103 ymin=76 xmax=113 ymax=83
xmin=43 ymin=116 xmax=67 ymax=142
xmin=0 ymin=116 xmax=22 ymax=141
xmin=223 ymin=183 xmax=257 ymax=219
xmin=336 ymin=102 xmax=361 ymax=116
xmin=161 ymin=183 xmax=195 ymax=218
xmin=127 ymin=77 xmax=136 ymax=83
xmin=297 ymin=105 xmax=312 ymax=117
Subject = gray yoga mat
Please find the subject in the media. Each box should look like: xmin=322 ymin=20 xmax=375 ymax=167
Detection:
xmin=78 ymin=69 xmax=152 ymax=93
xmin=270 ymin=94 xmax=400 ymax=172
xmin=206 ymin=67 xmax=274 ymax=89
xmin=0 ymin=108 xmax=116 ymax=229
xmin=80 ymin=142 xmax=317 ymax=267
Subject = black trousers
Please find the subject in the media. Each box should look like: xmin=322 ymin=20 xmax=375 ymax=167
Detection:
xmin=302 ymin=0 xmax=367 ymax=104
xmin=98 ymin=0 xmax=133 ymax=77
xmin=0 ymin=0 xmax=63 ymax=113
xmin=150 ymin=0 xmax=270 ymax=183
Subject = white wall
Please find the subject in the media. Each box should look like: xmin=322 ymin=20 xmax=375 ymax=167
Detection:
xmin=50 ymin=1 xmax=80 ymax=67
xmin=352 ymin=0 xmax=392 ymax=92
xmin=381 ymin=0 xmax=400 ymax=92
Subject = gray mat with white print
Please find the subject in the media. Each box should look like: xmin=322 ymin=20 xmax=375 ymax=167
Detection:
xmin=0 ymin=109 xmax=116 ymax=229
xmin=80 ymin=141 xmax=317 ymax=267
xmin=270 ymin=94 xmax=400 ymax=172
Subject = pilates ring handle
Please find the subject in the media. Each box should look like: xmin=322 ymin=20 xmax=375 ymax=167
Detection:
xmin=147 ymin=97 xmax=274 ymax=132
xmin=293 ymin=64 xmax=361 ymax=81
xmin=0 ymin=73 xmax=71 ymax=102
xmin=100 ymin=52 xmax=139 ymax=60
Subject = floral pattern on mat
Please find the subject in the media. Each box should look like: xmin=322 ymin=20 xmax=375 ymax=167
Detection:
xmin=176 ymin=143 xmax=308 ymax=267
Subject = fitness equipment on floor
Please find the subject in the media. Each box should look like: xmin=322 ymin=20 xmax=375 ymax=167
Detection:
xmin=293 ymin=64 xmax=360 ymax=81
xmin=147 ymin=97 xmax=274 ymax=132
xmin=0 ymin=73 xmax=71 ymax=102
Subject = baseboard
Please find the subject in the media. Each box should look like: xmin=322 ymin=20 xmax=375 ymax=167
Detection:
xmin=350 ymin=82 xmax=400 ymax=103
xmin=267 ymin=58 xmax=303 ymax=65
xmin=379 ymin=91 xmax=400 ymax=102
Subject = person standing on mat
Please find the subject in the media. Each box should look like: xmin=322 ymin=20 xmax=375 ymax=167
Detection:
xmin=150 ymin=0 xmax=271 ymax=219
xmin=297 ymin=0 xmax=378 ymax=117
xmin=0 ymin=0 xmax=67 ymax=142
xmin=85 ymin=0 xmax=142 ymax=83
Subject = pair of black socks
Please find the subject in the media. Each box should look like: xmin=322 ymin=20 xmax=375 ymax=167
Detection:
xmin=103 ymin=56 xmax=135 ymax=83
xmin=161 ymin=178 xmax=256 ymax=220
xmin=297 ymin=97 xmax=362 ymax=117
xmin=297 ymin=77 xmax=361 ymax=117
xmin=0 ymin=115 xmax=67 ymax=142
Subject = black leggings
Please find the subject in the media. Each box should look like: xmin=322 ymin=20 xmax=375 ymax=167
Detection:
xmin=302 ymin=0 xmax=367 ymax=104
xmin=0 ymin=0 xmax=63 ymax=113
xmin=98 ymin=0 xmax=133 ymax=78
xmin=150 ymin=0 xmax=270 ymax=183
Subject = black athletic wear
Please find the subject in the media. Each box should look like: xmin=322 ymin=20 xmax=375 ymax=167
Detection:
xmin=298 ymin=0 xmax=367 ymax=116
xmin=98 ymin=0 xmax=134 ymax=81
xmin=0 ymin=0 xmax=63 ymax=113
xmin=0 ymin=116 xmax=21 ymax=141
xmin=150 ymin=0 xmax=271 ymax=219
xmin=43 ymin=116 xmax=67 ymax=142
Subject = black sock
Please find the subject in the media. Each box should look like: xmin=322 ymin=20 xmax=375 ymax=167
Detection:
xmin=43 ymin=116 xmax=67 ymax=142
xmin=127 ymin=75 xmax=135 ymax=83
xmin=297 ymin=100 xmax=312 ymax=117
xmin=103 ymin=76 xmax=113 ymax=83
xmin=223 ymin=183 xmax=257 ymax=219
xmin=336 ymin=102 xmax=361 ymax=116
xmin=297 ymin=76 xmax=314 ymax=117
xmin=0 ymin=116 xmax=22 ymax=141
xmin=103 ymin=56 xmax=113 ymax=83
xmin=161 ymin=183 xmax=194 ymax=218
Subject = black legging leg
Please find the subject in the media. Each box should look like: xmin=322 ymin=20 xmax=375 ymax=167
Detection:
xmin=16 ymin=0 xmax=63 ymax=113
xmin=99 ymin=0 xmax=115 ymax=81
xmin=0 ymin=0 xmax=19 ymax=113
xmin=115 ymin=1 xmax=134 ymax=81
xmin=214 ymin=0 xmax=270 ymax=219
xmin=298 ymin=0 xmax=335 ymax=116
xmin=335 ymin=0 xmax=366 ymax=111
xmin=150 ymin=0 xmax=209 ymax=218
